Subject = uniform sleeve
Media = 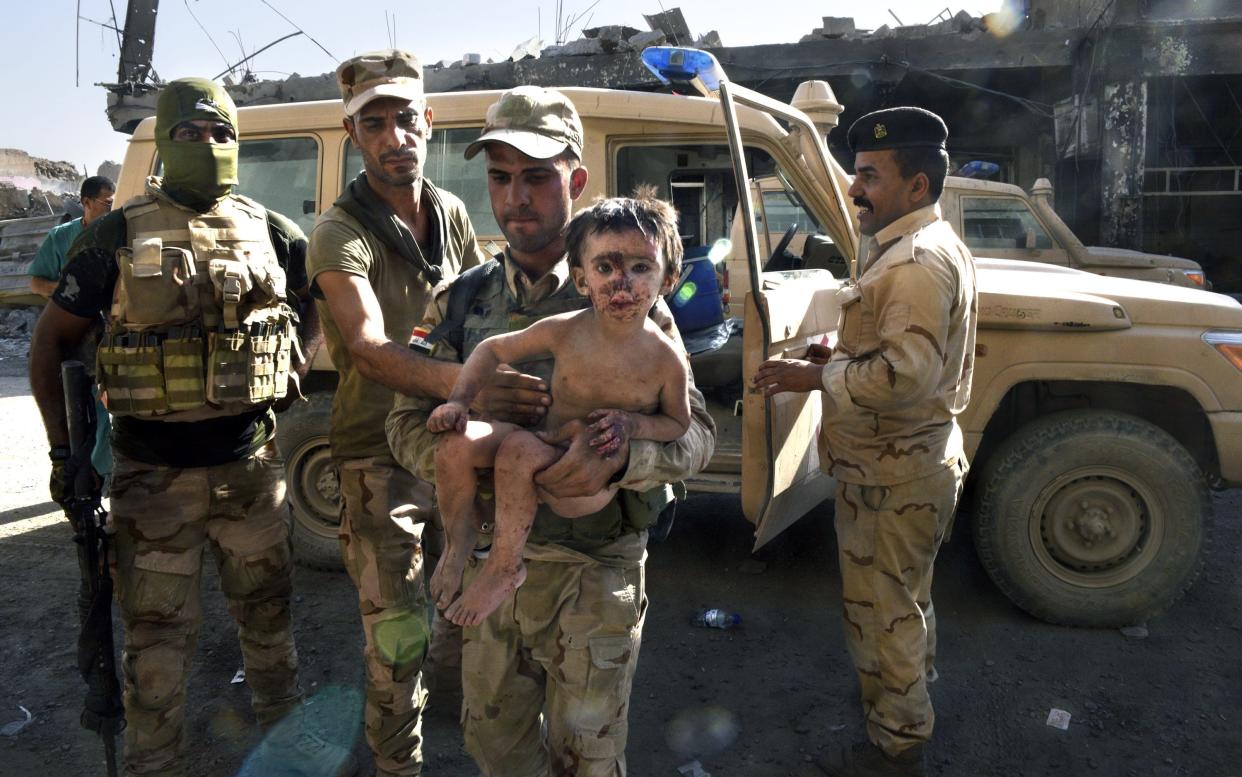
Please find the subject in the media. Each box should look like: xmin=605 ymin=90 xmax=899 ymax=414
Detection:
xmin=265 ymin=209 xmax=309 ymax=293
xmin=821 ymin=249 xmax=957 ymax=414
xmin=386 ymin=285 xmax=456 ymax=475
xmin=50 ymin=212 xmax=126 ymax=320
xmin=617 ymin=297 xmax=717 ymax=490
xmin=28 ymin=224 xmax=67 ymax=280
xmin=306 ymin=216 xmax=374 ymax=299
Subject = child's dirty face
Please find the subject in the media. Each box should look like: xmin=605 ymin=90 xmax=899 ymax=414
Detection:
xmin=573 ymin=229 xmax=676 ymax=322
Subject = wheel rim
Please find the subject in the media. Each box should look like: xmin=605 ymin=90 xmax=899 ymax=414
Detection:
xmin=1030 ymin=466 xmax=1162 ymax=588
xmin=287 ymin=435 xmax=340 ymax=539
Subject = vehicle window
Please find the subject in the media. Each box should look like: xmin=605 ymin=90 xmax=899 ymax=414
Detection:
xmin=961 ymin=197 xmax=1054 ymax=250
xmin=342 ymin=127 xmax=496 ymax=235
xmin=153 ymin=136 xmax=321 ymax=234
xmin=762 ymin=188 xmax=820 ymax=234
xmin=233 ymin=136 xmax=320 ymax=235
xmin=616 ymin=144 xmax=777 ymax=253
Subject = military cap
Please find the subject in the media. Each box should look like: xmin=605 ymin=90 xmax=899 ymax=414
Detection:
xmin=847 ymin=106 xmax=948 ymax=152
xmin=154 ymin=77 xmax=237 ymax=140
xmin=464 ymin=86 xmax=583 ymax=161
xmin=336 ymin=49 xmax=423 ymax=116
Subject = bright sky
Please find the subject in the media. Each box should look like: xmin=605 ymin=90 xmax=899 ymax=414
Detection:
xmin=4 ymin=1 xmax=1002 ymax=173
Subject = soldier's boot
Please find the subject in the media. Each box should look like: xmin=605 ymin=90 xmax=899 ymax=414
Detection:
xmin=814 ymin=741 xmax=926 ymax=777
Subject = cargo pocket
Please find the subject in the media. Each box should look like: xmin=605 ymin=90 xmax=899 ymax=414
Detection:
xmin=97 ymin=336 xmax=167 ymax=415
xmin=117 ymin=244 xmax=197 ymax=325
xmin=125 ymin=546 xmax=201 ymax=620
xmin=162 ymin=335 xmax=206 ymax=410
xmin=207 ymin=330 xmax=250 ymax=403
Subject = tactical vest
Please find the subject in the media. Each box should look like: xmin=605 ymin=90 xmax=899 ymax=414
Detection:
xmin=457 ymin=256 xmax=671 ymax=545
xmin=97 ymin=180 xmax=295 ymax=420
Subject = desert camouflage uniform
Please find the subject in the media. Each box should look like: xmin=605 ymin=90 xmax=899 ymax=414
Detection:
xmin=307 ymin=179 xmax=485 ymax=776
xmin=387 ymin=250 xmax=715 ymax=776
xmin=818 ymin=203 xmax=977 ymax=757
xmin=109 ymin=442 xmax=299 ymax=775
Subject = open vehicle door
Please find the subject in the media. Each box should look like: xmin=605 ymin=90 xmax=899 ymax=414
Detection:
xmin=642 ymin=48 xmax=860 ymax=549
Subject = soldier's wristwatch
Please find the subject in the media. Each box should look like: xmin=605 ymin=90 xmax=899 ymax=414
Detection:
xmin=48 ymin=446 xmax=71 ymax=461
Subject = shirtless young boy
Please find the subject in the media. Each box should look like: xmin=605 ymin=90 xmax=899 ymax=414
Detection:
xmin=427 ymin=192 xmax=691 ymax=626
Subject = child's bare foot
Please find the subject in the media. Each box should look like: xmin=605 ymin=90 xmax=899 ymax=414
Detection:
xmin=429 ymin=542 xmax=473 ymax=611
xmin=445 ymin=562 xmax=527 ymax=626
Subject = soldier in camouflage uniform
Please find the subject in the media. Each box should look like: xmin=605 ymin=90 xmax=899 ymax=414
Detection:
xmin=30 ymin=78 xmax=351 ymax=776
xmin=385 ymin=86 xmax=716 ymax=776
xmin=754 ymin=107 xmax=977 ymax=777
xmin=305 ymin=50 xmax=491 ymax=777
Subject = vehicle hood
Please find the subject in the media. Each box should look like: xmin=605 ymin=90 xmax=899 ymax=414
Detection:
xmin=1081 ymin=245 xmax=1201 ymax=271
xmin=976 ymin=258 xmax=1241 ymax=330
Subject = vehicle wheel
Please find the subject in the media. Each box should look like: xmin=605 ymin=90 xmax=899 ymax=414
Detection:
xmin=276 ymin=394 xmax=343 ymax=571
xmin=972 ymin=409 xmax=1211 ymax=627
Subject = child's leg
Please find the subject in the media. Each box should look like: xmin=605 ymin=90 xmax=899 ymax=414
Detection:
xmin=431 ymin=420 xmax=519 ymax=610
xmin=446 ymin=430 xmax=561 ymax=626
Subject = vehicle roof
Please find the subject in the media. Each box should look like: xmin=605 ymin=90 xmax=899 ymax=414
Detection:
xmin=945 ymin=176 xmax=1028 ymax=197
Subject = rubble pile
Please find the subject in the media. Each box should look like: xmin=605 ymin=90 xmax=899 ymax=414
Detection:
xmin=0 ymin=149 xmax=85 ymax=220
xmin=800 ymin=9 xmax=1016 ymax=42
xmin=0 ymin=306 xmax=38 ymax=360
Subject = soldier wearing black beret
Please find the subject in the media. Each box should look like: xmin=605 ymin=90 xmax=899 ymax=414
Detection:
xmin=754 ymin=105 xmax=978 ymax=777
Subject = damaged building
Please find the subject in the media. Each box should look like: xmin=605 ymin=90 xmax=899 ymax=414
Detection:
xmin=101 ymin=0 xmax=1242 ymax=289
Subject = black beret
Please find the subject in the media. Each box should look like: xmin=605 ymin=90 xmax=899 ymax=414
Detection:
xmin=847 ymin=107 xmax=948 ymax=152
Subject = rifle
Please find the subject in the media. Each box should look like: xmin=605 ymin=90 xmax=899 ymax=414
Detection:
xmin=61 ymin=360 xmax=125 ymax=777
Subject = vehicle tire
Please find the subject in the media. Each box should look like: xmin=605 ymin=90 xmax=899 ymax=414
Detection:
xmin=972 ymin=409 xmax=1211 ymax=627
xmin=276 ymin=393 xmax=343 ymax=571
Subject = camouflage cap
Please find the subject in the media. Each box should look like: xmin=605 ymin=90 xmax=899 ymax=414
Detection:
xmin=336 ymin=49 xmax=423 ymax=116
xmin=153 ymin=77 xmax=238 ymax=141
xmin=463 ymin=86 xmax=583 ymax=161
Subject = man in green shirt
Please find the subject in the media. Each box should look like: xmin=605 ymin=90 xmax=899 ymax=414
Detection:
xmin=29 ymin=176 xmax=116 ymax=481
xmin=306 ymin=49 xmax=493 ymax=777
xmin=28 ymin=175 xmax=115 ymax=298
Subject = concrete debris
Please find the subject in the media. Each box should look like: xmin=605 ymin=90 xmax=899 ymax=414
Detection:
xmin=543 ymin=37 xmax=605 ymax=58
xmin=644 ymin=8 xmax=693 ymax=45
xmin=508 ymin=36 xmax=543 ymax=62
xmin=694 ymin=31 xmax=722 ymax=49
xmin=628 ymin=29 xmax=667 ymax=49
xmin=821 ymin=16 xmax=856 ymax=38
xmin=0 ymin=307 xmax=40 ymax=338
xmin=461 ymin=53 xmax=482 ymax=66
xmin=583 ymin=25 xmax=641 ymax=42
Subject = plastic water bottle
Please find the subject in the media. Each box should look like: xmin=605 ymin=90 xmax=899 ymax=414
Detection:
xmin=694 ymin=608 xmax=741 ymax=629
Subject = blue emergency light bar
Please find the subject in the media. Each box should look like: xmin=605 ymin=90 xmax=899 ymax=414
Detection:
xmin=640 ymin=47 xmax=726 ymax=93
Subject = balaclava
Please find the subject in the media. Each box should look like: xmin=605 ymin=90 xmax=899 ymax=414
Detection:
xmin=154 ymin=77 xmax=239 ymax=210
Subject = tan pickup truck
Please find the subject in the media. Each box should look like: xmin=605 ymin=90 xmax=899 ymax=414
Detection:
xmin=751 ymin=174 xmax=1208 ymax=288
xmin=110 ymin=49 xmax=1242 ymax=628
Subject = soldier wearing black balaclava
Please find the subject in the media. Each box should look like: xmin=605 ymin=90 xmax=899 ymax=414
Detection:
xmin=29 ymin=78 xmax=355 ymax=777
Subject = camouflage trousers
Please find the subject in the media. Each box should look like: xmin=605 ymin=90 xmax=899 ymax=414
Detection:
xmin=337 ymin=456 xmax=436 ymax=777
xmin=462 ymin=536 xmax=647 ymax=777
xmin=834 ymin=457 xmax=967 ymax=757
xmin=109 ymin=441 xmax=300 ymax=777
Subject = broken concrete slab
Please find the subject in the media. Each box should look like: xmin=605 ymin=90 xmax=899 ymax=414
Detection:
xmin=644 ymin=8 xmax=692 ymax=45
xmin=509 ymin=36 xmax=542 ymax=62
xmin=821 ymin=16 xmax=856 ymax=37
xmin=543 ymin=37 xmax=606 ymax=57
xmin=628 ymin=29 xmax=666 ymax=49
xmin=695 ymin=30 xmax=723 ymax=48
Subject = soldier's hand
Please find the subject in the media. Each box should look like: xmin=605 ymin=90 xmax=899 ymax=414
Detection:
xmin=805 ymin=342 xmax=834 ymax=365
xmin=48 ymin=458 xmax=70 ymax=509
xmin=535 ymin=423 xmax=626 ymax=499
xmin=476 ymin=364 xmax=549 ymax=426
xmin=752 ymin=358 xmax=824 ymax=397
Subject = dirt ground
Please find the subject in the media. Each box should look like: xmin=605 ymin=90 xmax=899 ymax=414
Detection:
xmin=2 ymin=351 xmax=1240 ymax=777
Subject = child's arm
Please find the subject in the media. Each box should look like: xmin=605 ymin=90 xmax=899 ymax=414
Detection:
xmin=589 ymin=347 xmax=691 ymax=455
xmin=427 ymin=315 xmax=565 ymax=433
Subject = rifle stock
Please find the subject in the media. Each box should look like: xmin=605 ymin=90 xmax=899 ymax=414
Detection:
xmin=61 ymin=360 xmax=125 ymax=777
